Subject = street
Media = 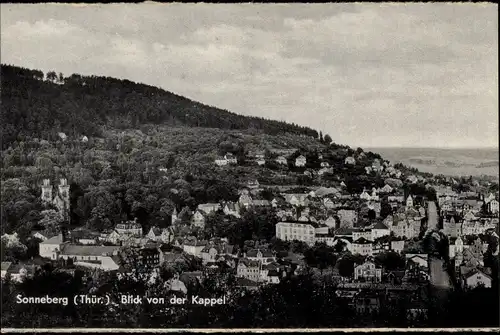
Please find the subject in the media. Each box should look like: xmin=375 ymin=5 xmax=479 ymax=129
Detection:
xmin=426 ymin=201 xmax=439 ymax=233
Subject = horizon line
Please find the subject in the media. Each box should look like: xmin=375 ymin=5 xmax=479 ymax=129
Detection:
xmin=360 ymin=146 xmax=499 ymax=150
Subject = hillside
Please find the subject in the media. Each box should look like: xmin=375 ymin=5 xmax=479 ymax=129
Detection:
xmin=0 ymin=64 xmax=318 ymax=150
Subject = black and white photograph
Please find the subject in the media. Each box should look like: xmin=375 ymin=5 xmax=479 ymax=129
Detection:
xmin=1 ymin=2 xmax=498 ymax=330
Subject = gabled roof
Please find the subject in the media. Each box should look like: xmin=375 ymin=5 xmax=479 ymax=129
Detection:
xmin=372 ymin=221 xmax=389 ymax=230
xmin=463 ymin=268 xmax=492 ymax=280
xmin=238 ymin=258 xmax=260 ymax=267
xmin=1 ymin=262 xmax=12 ymax=271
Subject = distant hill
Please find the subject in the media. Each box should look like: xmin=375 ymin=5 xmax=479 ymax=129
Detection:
xmin=0 ymin=64 xmax=318 ymax=150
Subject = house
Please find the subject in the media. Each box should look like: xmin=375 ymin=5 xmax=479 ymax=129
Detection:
xmin=182 ymin=238 xmax=208 ymax=257
xmin=406 ymin=175 xmax=418 ymax=184
xmin=320 ymin=161 xmax=330 ymax=168
xmin=223 ymin=202 xmax=241 ymax=217
xmin=238 ymin=193 xmax=253 ymax=207
xmin=115 ymin=219 xmax=142 ymax=237
xmin=59 ymin=244 xmax=120 ymax=271
xmin=5 ymin=263 xmax=36 ymax=283
xmin=344 ymin=156 xmax=356 ymax=165
xmin=214 ymin=157 xmax=228 ymax=166
xmin=391 ymin=240 xmax=405 ymax=254
xmin=57 ymin=132 xmax=67 ymax=141
xmin=39 ymin=234 xmax=63 ymax=259
xmin=354 ymin=260 xmax=382 ymax=282
xmin=247 ymin=180 xmax=260 ymax=189
xmin=351 ymin=237 xmax=374 ymax=256
xmin=165 ymin=274 xmax=188 ymax=294
xmin=68 ymin=228 xmax=100 ymax=245
xmin=81 ymin=135 xmax=89 ymax=143
xmin=337 ymin=209 xmax=358 ymax=228
xmin=315 ymin=233 xmax=337 ymax=246
xmin=32 ymin=230 xmax=56 ymax=242
xmin=487 ymin=199 xmax=499 ymax=214
xmin=295 ymin=155 xmax=307 ymax=167
xmin=246 ymin=249 xmax=276 ymax=265
xmin=191 ymin=210 xmax=206 ymax=229
xmin=275 ymin=156 xmax=287 ymax=165
xmin=371 ymin=221 xmax=390 ymax=240
xmin=237 ymin=258 xmax=261 ymax=282
xmin=354 ymin=291 xmax=381 ymax=314
xmin=406 ymin=254 xmax=428 ymax=270
xmin=380 ymin=184 xmax=394 ymax=194
xmin=323 ymin=198 xmax=335 ymax=209
xmin=283 ymin=193 xmax=308 ymax=207
xmin=235 ymin=277 xmax=260 ymax=291
xmin=275 ymin=221 xmax=318 ymax=246
xmin=360 ymin=189 xmax=372 ymax=201
xmin=1 ymin=262 xmax=12 ymax=279
xmin=138 ymin=243 xmax=161 ymax=269
xmin=256 ymin=158 xmax=266 ymax=166
xmin=324 ymin=216 xmax=338 ymax=228
xmin=352 ymin=228 xmax=372 ymax=242
xmin=197 ymin=203 xmax=221 ymax=215
xmin=146 ymin=226 xmax=174 ymax=244
xmin=224 ymin=153 xmax=237 ymax=164
xmin=406 ymin=195 xmax=414 ymax=209
xmin=252 ymin=200 xmax=270 ymax=207
xmin=462 ymin=268 xmax=492 ymax=289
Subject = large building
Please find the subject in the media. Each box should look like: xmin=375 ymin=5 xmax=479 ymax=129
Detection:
xmin=41 ymin=178 xmax=70 ymax=219
xmin=275 ymin=221 xmax=328 ymax=246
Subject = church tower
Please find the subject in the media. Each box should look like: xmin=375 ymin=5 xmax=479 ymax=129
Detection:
xmin=41 ymin=179 xmax=53 ymax=204
xmin=58 ymin=178 xmax=70 ymax=207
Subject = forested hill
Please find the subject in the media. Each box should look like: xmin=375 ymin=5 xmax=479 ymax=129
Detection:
xmin=0 ymin=64 xmax=318 ymax=149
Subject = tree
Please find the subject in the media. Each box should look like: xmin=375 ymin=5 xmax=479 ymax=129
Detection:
xmin=323 ymin=134 xmax=332 ymax=145
xmin=374 ymin=251 xmax=405 ymax=271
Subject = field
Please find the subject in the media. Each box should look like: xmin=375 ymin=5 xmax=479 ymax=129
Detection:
xmin=367 ymin=147 xmax=499 ymax=180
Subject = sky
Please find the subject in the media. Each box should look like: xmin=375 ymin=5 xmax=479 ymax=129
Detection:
xmin=1 ymin=3 xmax=498 ymax=148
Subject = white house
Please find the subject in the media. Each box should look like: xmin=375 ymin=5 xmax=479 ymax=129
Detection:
xmin=354 ymin=261 xmax=382 ymax=282
xmin=39 ymin=234 xmax=63 ymax=259
xmin=197 ymin=203 xmax=221 ymax=215
xmin=462 ymin=269 xmax=492 ymax=289
xmin=344 ymin=156 xmax=356 ymax=165
xmin=215 ymin=157 xmax=228 ymax=166
xmin=351 ymin=237 xmax=374 ymax=256
xmin=295 ymin=155 xmax=307 ymax=167
xmin=275 ymin=156 xmax=287 ymax=165
xmin=146 ymin=227 xmax=174 ymax=244
xmin=224 ymin=153 xmax=238 ymax=164
xmin=380 ymin=184 xmax=393 ymax=194
xmin=275 ymin=222 xmax=317 ymax=246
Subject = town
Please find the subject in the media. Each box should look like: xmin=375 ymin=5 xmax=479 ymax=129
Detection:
xmin=2 ymin=141 xmax=499 ymax=327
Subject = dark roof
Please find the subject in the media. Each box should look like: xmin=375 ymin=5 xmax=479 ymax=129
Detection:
xmin=372 ymin=221 xmax=389 ymax=230
xmin=60 ymin=244 xmax=119 ymax=256
xmin=353 ymin=237 xmax=373 ymax=244
xmin=238 ymin=258 xmax=260 ymax=267
xmin=235 ymin=277 xmax=259 ymax=287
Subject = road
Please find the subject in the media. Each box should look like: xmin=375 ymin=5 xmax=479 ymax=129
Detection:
xmin=426 ymin=201 xmax=439 ymax=233
xmin=426 ymin=202 xmax=453 ymax=302
xmin=429 ymin=257 xmax=451 ymax=289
